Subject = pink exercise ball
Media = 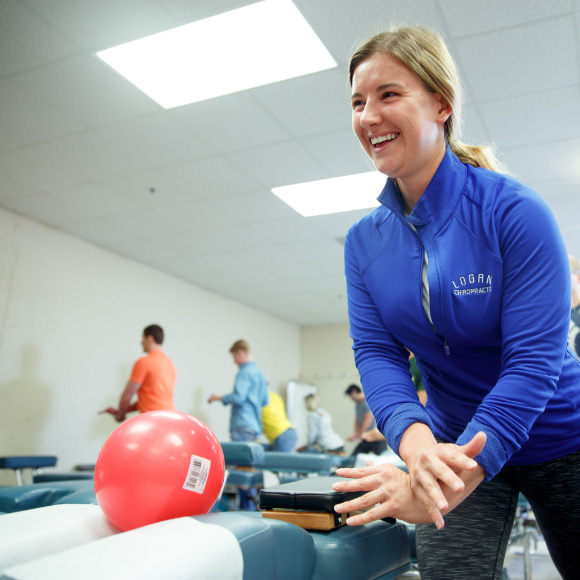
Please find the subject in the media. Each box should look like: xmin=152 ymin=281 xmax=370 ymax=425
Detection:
xmin=94 ymin=410 xmax=225 ymax=531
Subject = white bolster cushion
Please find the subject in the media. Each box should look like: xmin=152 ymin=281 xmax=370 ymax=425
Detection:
xmin=2 ymin=516 xmax=244 ymax=580
xmin=0 ymin=504 xmax=119 ymax=572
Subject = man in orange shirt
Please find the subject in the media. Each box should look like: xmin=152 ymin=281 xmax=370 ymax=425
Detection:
xmin=100 ymin=325 xmax=177 ymax=422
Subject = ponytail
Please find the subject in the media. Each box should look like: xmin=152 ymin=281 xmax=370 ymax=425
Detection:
xmin=448 ymin=140 xmax=512 ymax=175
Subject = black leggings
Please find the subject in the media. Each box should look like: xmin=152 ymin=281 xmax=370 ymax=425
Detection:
xmin=416 ymin=447 xmax=580 ymax=580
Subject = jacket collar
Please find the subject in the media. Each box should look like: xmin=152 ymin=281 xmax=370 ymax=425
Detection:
xmin=376 ymin=147 xmax=467 ymax=231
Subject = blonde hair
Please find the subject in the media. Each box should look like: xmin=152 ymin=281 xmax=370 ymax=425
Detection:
xmin=305 ymin=394 xmax=319 ymax=412
xmin=229 ymin=339 xmax=250 ymax=355
xmin=349 ymin=26 xmax=509 ymax=174
xmin=570 ymin=254 xmax=580 ymax=272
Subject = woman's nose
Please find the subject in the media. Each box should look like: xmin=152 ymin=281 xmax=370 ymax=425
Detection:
xmin=359 ymin=101 xmax=381 ymax=128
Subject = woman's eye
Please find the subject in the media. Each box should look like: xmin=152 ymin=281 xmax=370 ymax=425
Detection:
xmin=352 ymin=100 xmax=364 ymax=109
xmin=383 ymin=92 xmax=397 ymax=99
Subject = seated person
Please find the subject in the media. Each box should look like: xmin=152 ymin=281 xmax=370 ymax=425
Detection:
xmin=345 ymin=384 xmax=387 ymax=456
xmin=297 ymin=394 xmax=345 ymax=455
xmin=262 ymin=390 xmax=298 ymax=452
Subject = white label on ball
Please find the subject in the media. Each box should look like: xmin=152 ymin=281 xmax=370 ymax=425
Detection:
xmin=183 ymin=454 xmax=211 ymax=494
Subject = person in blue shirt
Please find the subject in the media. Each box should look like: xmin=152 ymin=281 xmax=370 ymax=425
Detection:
xmin=332 ymin=25 xmax=580 ymax=580
xmin=208 ymin=339 xmax=269 ymax=442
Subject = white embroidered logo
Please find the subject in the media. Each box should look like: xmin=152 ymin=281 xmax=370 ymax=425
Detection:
xmin=452 ymin=273 xmax=492 ymax=296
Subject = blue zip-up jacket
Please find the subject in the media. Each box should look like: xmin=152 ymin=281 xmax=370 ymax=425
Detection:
xmin=345 ymin=148 xmax=580 ymax=480
xmin=222 ymin=361 xmax=269 ymax=435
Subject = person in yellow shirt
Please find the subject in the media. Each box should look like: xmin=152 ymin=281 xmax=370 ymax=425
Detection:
xmin=261 ymin=390 xmax=297 ymax=452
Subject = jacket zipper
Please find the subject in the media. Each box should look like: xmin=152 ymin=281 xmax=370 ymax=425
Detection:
xmin=411 ymin=221 xmax=451 ymax=356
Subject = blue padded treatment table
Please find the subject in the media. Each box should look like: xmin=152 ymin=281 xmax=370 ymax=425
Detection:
xmin=261 ymin=451 xmax=342 ymax=474
xmin=196 ymin=512 xmax=316 ymax=580
xmin=52 ymin=486 xmax=97 ymax=506
xmin=221 ymin=442 xmax=266 ymax=488
xmin=0 ymin=480 xmax=94 ymax=514
xmin=308 ymin=519 xmax=411 ymax=580
xmin=33 ymin=473 xmax=93 ymax=483
xmin=221 ymin=442 xmax=265 ymax=466
xmin=0 ymin=457 xmax=57 ymax=486
xmin=258 ymin=476 xmax=411 ymax=579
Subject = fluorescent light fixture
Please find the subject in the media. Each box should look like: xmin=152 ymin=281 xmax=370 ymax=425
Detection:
xmin=272 ymin=172 xmax=386 ymax=217
xmin=96 ymin=0 xmax=337 ymax=109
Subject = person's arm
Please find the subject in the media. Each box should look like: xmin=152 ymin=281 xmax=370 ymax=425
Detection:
xmin=360 ymin=411 xmax=373 ymax=433
xmin=344 ymin=228 xmax=434 ymax=452
xmin=360 ymin=428 xmax=385 ymax=442
xmin=451 ymin=188 xmax=571 ymax=478
xmin=208 ymin=367 xmax=253 ymax=406
xmin=114 ymin=381 xmax=141 ymax=422
xmin=347 ymin=415 xmax=361 ymax=442
xmin=344 ymin=219 xmax=503 ymax=526
xmin=220 ymin=369 xmax=252 ymax=406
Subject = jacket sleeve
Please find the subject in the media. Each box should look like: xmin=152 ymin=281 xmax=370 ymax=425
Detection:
xmin=457 ymin=185 xmax=571 ymax=479
xmin=345 ymin=228 xmax=431 ymax=454
xmin=221 ymin=369 xmax=250 ymax=407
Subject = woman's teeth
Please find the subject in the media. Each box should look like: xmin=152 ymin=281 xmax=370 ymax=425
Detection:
xmin=371 ymin=133 xmax=398 ymax=145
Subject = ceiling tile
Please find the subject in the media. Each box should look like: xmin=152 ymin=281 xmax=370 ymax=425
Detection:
xmin=170 ymin=92 xmax=292 ymax=153
xmin=48 ymin=182 xmax=143 ymax=218
xmin=282 ymin=238 xmax=345 ymax=263
xmin=481 ymin=87 xmax=580 ymax=149
xmin=59 ymin=218 xmax=139 ymax=247
xmin=94 ymin=113 xmax=213 ymax=168
xmin=503 ymin=138 xmax=580 ymax=185
xmin=0 ymin=174 xmax=37 ymax=201
xmin=0 ymin=1 xmax=77 ymax=77
xmin=21 ymin=0 xmax=176 ymax=50
xmin=12 ymin=54 xmax=160 ymax=127
xmin=251 ymin=68 xmax=352 ymax=138
xmin=440 ymin=0 xmax=573 ymax=38
xmin=300 ymin=129 xmax=374 ymax=176
xmin=295 ymin=0 xmax=443 ymax=66
xmin=102 ymin=154 xmax=262 ymax=210
xmin=227 ymin=141 xmax=330 ymax=188
xmin=308 ymin=208 xmax=377 ymax=238
xmin=249 ymin=217 xmax=327 ymax=244
xmin=157 ymin=0 xmax=256 ymax=21
xmin=461 ymin=105 xmax=491 ymax=145
xmin=0 ymin=145 xmax=83 ymax=191
xmin=1 ymin=192 xmax=93 ymax=227
xmin=0 ymin=78 xmax=84 ymax=144
xmin=457 ymin=16 xmax=577 ymax=102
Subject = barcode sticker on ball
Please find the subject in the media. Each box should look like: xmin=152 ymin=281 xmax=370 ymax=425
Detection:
xmin=183 ymin=454 xmax=211 ymax=494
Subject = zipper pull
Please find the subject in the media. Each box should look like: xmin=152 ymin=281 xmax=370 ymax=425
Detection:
xmin=443 ymin=341 xmax=450 ymax=356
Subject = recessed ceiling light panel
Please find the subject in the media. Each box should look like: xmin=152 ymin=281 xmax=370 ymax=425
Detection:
xmin=272 ymin=172 xmax=386 ymax=217
xmin=97 ymin=0 xmax=337 ymax=109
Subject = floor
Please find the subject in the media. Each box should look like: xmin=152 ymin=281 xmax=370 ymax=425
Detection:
xmin=503 ymin=538 xmax=562 ymax=580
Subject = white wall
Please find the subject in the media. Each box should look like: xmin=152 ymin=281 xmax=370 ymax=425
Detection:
xmin=0 ymin=207 xmax=300 ymax=483
xmin=299 ymin=323 xmax=360 ymax=455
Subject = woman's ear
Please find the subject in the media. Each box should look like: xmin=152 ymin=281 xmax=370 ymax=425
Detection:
xmin=434 ymin=93 xmax=452 ymax=124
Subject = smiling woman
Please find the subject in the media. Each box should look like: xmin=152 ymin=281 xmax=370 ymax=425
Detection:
xmin=336 ymin=25 xmax=580 ymax=580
